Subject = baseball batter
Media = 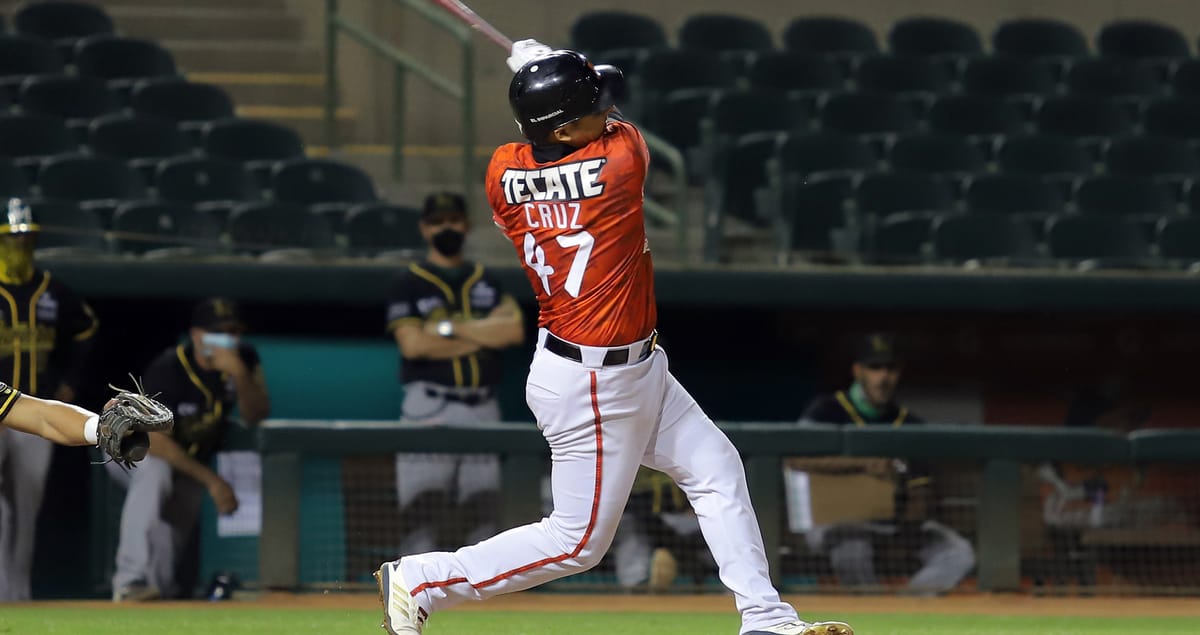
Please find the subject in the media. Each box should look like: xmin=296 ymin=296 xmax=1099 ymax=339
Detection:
xmin=375 ymin=44 xmax=852 ymax=635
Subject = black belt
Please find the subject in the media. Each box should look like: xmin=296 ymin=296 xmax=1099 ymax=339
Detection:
xmin=544 ymin=331 xmax=657 ymax=367
xmin=424 ymin=386 xmax=493 ymax=406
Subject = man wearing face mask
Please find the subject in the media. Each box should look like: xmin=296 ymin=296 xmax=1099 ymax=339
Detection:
xmin=795 ymin=333 xmax=974 ymax=595
xmin=0 ymin=198 xmax=99 ymax=601
xmin=108 ymin=298 xmax=270 ymax=601
xmin=385 ymin=192 xmax=524 ymax=556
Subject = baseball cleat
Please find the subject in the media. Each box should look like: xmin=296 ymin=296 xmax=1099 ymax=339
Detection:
xmin=746 ymin=620 xmax=855 ymax=635
xmin=374 ymin=561 xmax=427 ymax=634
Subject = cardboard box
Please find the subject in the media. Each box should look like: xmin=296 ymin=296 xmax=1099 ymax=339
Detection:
xmin=784 ymin=468 xmax=896 ymax=532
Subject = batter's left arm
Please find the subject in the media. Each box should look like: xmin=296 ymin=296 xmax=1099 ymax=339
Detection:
xmin=449 ymin=296 xmax=525 ymax=349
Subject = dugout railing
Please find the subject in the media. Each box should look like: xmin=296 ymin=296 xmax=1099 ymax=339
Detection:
xmin=251 ymin=421 xmax=1200 ymax=595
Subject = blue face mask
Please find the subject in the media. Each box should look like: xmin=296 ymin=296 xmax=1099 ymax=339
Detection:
xmin=201 ymin=332 xmax=238 ymax=353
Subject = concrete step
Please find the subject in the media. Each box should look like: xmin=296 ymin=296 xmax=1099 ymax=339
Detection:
xmin=109 ymin=8 xmax=305 ymax=41
xmin=237 ymin=104 xmax=359 ymax=146
xmin=186 ymin=72 xmax=326 ymax=106
xmin=166 ymin=40 xmax=323 ymax=74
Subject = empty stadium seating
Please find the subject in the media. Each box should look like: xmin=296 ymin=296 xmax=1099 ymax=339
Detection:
xmin=12 ymin=1 xmax=1200 ymax=271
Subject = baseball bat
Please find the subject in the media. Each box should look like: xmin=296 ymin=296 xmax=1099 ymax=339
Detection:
xmin=429 ymin=0 xmax=513 ymax=51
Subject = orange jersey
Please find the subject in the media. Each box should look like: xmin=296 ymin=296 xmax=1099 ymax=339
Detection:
xmin=487 ymin=120 xmax=656 ymax=347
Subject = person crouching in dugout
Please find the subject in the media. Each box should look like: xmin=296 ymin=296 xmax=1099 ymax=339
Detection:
xmin=108 ymin=298 xmax=270 ymax=601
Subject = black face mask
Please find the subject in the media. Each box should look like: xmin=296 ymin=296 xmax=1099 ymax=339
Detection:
xmin=431 ymin=228 xmax=465 ymax=257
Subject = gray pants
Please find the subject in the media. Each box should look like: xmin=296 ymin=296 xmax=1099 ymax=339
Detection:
xmin=812 ymin=520 xmax=976 ymax=594
xmin=0 ymin=429 xmax=53 ymax=601
xmin=106 ymin=456 xmax=205 ymax=597
xmin=394 ymin=381 xmax=501 ymax=555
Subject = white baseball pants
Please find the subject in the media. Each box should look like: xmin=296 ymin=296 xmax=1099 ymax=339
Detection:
xmin=399 ymin=333 xmax=799 ymax=633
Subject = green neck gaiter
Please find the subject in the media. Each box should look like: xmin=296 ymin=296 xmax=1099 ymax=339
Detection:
xmin=848 ymin=381 xmax=881 ymax=421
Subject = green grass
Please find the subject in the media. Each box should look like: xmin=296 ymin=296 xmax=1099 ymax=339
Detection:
xmin=0 ymin=608 xmax=1196 ymax=635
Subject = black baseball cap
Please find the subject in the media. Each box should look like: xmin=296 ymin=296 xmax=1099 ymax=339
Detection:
xmin=422 ymin=192 xmax=467 ymax=220
xmin=191 ymin=298 xmax=244 ymax=331
xmin=855 ymin=333 xmax=898 ymax=366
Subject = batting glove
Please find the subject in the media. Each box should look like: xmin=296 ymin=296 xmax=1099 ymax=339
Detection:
xmin=507 ymin=39 xmax=553 ymax=73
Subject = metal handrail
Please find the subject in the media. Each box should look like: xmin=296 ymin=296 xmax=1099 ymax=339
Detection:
xmin=324 ymin=0 xmax=475 ymax=196
xmin=639 ymin=128 xmax=689 ymax=263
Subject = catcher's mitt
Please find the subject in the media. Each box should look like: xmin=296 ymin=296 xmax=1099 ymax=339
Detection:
xmin=97 ymin=381 xmax=174 ymax=469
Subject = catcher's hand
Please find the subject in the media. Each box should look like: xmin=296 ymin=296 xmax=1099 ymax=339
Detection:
xmin=97 ymin=383 xmax=174 ymax=470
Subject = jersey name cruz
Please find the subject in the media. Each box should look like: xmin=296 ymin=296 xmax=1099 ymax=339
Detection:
xmin=500 ymin=158 xmax=607 ymax=205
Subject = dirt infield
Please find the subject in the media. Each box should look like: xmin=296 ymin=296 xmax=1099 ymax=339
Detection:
xmin=56 ymin=592 xmax=1200 ymax=618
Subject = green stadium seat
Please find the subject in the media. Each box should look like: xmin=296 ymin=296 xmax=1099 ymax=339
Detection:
xmin=1065 ymin=59 xmax=1161 ymax=99
xmin=155 ymin=156 xmax=259 ymax=226
xmin=708 ymin=131 xmax=783 ymax=226
xmin=992 ymin=18 xmax=1089 ymax=60
xmin=1034 ymin=96 xmax=1135 ymax=146
xmin=965 ymin=173 xmax=1066 ymax=217
xmin=961 ymin=57 xmax=1058 ymax=100
xmin=1105 ymin=135 xmax=1200 ymax=181
xmin=932 ymin=213 xmax=1039 ymax=263
xmin=651 ymin=89 xmax=717 ymax=152
xmin=927 ymin=95 xmax=1026 ymax=139
xmin=130 ymin=79 xmax=234 ymax=127
xmin=202 ymin=118 xmax=305 ymax=184
xmin=345 ymin=203 xmax=423 ymax=257
xmin=853 ymin=54 xmax=952 ymax=100
xmin=0 ymin=35 xmax=65 ymax=99
xmin=629 ymin=50 xmax=737 ymax=124
xmin=887 ymin=132 xmax=987 ymax=177
xmin=1046 ymin=213 xmax=1150 ymax=266
xmin=569 ymin=11 xmax=666 ymax=57
xmin=0 ymin=112 xmax=75 ymax=165
xmin=1074 ymin=175 xmax=1176 ymax=218
xmin=28 ymin=199 xmax=106 ymax=254
xmin=14 ymin=1 xmax=114 ymax=61
xmin=1155 ymin=216 xmax=1200 ymax=266
xmin=1170 ymin=60 xmax=1200 ymax=97
xmin=779 ymin=173 xmax=851 ymax=254
xmin=777 ymin=130 xmax=878 ymax=184
xmin=746 ymin=52 xmax=844 ymax=99
xmin=19 ymin=74 xmax=119 ymax=124
xmin=270 ymin=158 xmax=377 ymax=230
xmin=855 ymin=172 xmax=956 ymax=218
xmin=74 ymin=35 xmax=177 ymax=89
xmin=866 ymin=211 xmax=936 ymax=263
xmin=1142 ymin=97 xmax=1200 ymax=141
xmin=228 ymin=201 xmax=337 ymax=259
xmin=36 ymin=153 xmax=146 ymax=226
xmin=888 ymin=17 xmax=982 ymax=59
xmin=997 ymin=134 xmax=1094 ymax=179
xmin=88 ymin=113 xmax=189 ymax=173
xmin=783 ymin=16 xmax=878 ymax=59
xmin=679 ymin=13 xmax=773 ymax=54
xmin=0 ymin=158 xmax=30 ymax=198
xmin=818 ymin=93 xmax=918 ymax=140
xmin=1097 ymin=20 xmax=1190 ymax=60
xmin=111 ymin=201 xmax=223 ymax=257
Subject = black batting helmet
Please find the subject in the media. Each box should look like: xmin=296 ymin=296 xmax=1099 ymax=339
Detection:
xmin=508 ymin=50 xmax=625 ymax=142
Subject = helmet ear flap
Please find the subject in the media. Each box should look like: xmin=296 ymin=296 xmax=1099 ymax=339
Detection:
xmin=595 ymin=65 xmax=627 ymax=105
